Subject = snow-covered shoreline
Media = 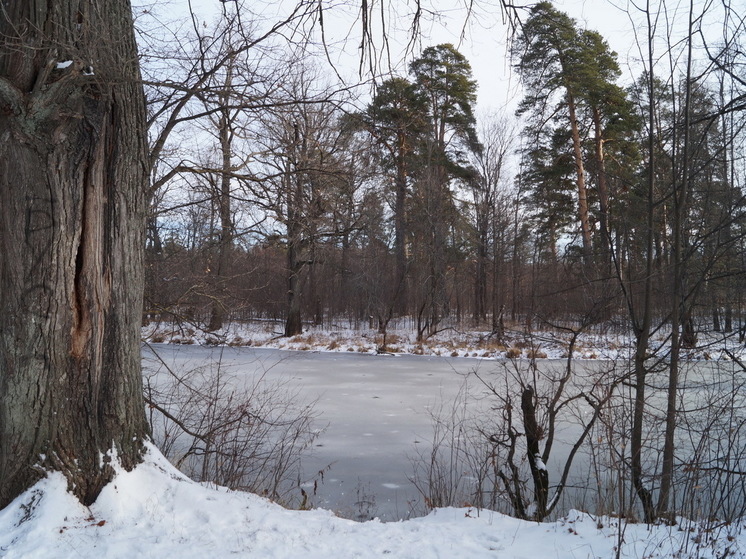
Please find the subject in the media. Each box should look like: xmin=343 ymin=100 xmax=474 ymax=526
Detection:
xmin=1 ymin=443 xmax=743 ymax=559
xmin=142 ymin=319 xmax=746 ymax=362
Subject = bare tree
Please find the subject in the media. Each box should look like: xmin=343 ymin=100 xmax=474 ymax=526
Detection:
xmin=247 ymin=65 xmax=364 ymax=336
xmin=477 ymin=326 xmax=616 ymax=521
xmin=470 ymin=113 xmax=515 ymax=331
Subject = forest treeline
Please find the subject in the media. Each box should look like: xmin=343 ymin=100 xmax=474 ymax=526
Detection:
xmin=143 ymin=1 xmax=746 ymax=348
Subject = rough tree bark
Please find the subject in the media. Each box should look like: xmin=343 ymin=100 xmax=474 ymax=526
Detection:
xmin=0 ymin=0 xmax=149 ymax=508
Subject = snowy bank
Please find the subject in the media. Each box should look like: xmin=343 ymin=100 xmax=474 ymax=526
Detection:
xmin=0 ymin=444 xmax=743 ymax=559
xmin=142 ymin=320 xmax=746 ymax=363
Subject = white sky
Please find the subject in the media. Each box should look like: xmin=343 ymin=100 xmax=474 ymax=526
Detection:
xmin=145 ymin=0 xmax=732 ymax=119
xmin=155 ymin=0 xmax=643 ymax=112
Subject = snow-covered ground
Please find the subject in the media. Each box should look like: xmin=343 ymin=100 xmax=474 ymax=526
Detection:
xmin=141 ymin=318 xmax=746 ymax=362
xmin=1 ymin=443 xmax=743 ymax=559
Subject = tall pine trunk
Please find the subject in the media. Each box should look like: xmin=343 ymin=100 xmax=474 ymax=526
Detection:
xmin=566 ymin=91 xmax=593 ymax=259
xmin=592 ymin=106 xmax=611 ymax=266
xmin=393 ymin=139 xmax=409 ymax=314
xmin=0 ymin=0 xmax=149 ymax=508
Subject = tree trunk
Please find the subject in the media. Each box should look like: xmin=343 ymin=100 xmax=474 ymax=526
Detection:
xmin=566 ymin=91 xmax=593 ymax=259
xmin=592 ymin=106 xmax=611 ymax=266
xmin=474 ymin=221 xmax=488 ymax=322
xmin=521 ymin=385 xmax=549 ymax=520
xmin=284 ymin=235 xmax=304 ymax=337
xmin=491 ymin=224 xmax=504 ymax=338
xmin=393 ymin=140 xmax=409 ymax=314
xmin=631 ymin=342 xmax=656 ymax=522
xmin=208 ymin=92 xmax=235 ymax=332
xmin=658 ymin=4 xmax=695 ymax=515
xmin=629 ymin=16 xmax=657 ymax=522
xmin=0 ymin=0 xmax=149 ymax=508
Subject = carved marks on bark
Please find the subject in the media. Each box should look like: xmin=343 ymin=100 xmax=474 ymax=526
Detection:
xmin=21 ymin=193 xmax=55 ymax=321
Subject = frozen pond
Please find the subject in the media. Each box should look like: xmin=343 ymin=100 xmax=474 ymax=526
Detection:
xmin=142 ymin=345 xmax=746 ymax=523
xmin=142 ymin=345 xmax=512 ymax=520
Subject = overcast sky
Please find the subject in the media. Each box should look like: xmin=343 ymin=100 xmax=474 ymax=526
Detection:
xmin=150 ymin=0 xmax=726 ymax=114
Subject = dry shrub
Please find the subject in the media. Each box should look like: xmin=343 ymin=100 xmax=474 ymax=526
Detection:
xmin=376 ymin=333 xmax=403 ymax=353
xmin=143 ymin=355 xmax=321 ymax=504
xmin=451 ymin=340 xmax=469 ymax=350
xmin=506 ymin=347 xmax=522 ymax=358
xmin=477 ymin=339 xmax=506 ymax=352
xmin=527 ymin=349 xmax=548 ymax=359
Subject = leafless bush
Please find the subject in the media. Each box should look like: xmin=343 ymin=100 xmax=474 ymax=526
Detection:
xmin=409 ymin=350 xmax=618 ymax=520
xmin=587 ymin=357 xmax=746 ymax=528
xmin=143 ymin=347 xmax=321 ymax=504
xmin=409 ymin=383 xmax=489 ymax=512
xmin=409 ymin=379 xmax=532 ymax=516
xmin=661 ymin=359 xmax=746 ymax=524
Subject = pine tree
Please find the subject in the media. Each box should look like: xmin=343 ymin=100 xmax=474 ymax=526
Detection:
xmin=408 ymin=44 xmax=481 ymax=337
xmin=364 ymin=77 xmax=428 ymax=312
xmin=514 ymin=2 xmax=636 ymax=265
